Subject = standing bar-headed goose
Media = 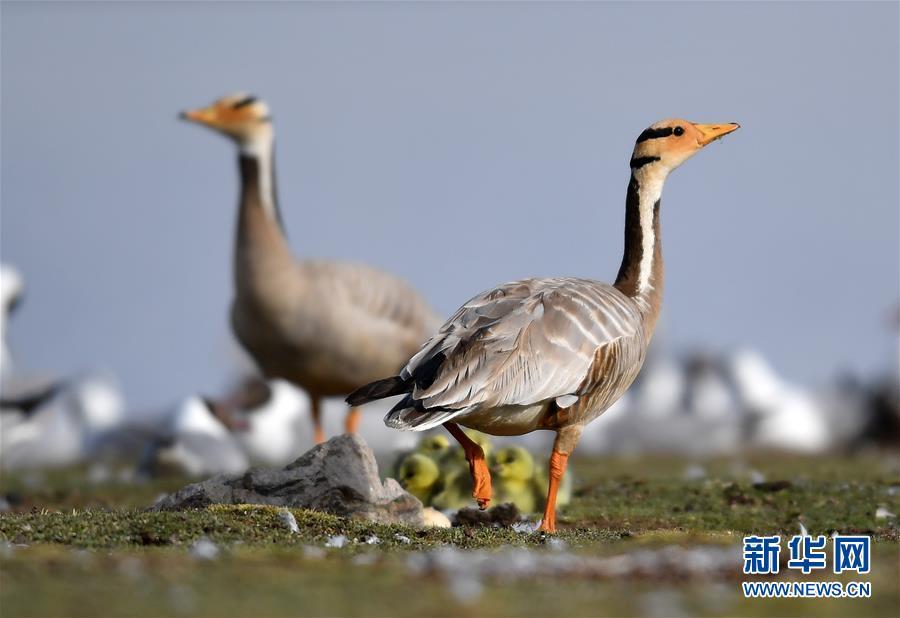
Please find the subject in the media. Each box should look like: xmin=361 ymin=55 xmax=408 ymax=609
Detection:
xmin=349 ymin=119 xmax=739 ymax=532
xmin=181 ymin=93 xmax=441 ymax=444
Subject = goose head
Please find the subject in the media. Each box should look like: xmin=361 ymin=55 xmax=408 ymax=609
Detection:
xmin=630 ymin=119 xmax=739 ymax=174
xmin=180 ymin=92 xmax=272 ymax=151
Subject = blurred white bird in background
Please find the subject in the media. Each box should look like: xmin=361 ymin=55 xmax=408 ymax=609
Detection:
xmin=138 ymin=395 xmax=248 ymax=478
xmin=1 ymin=263 xmax=25 ymax=381
xmin=727 ymin=348 xmax=831 ymax=453
xmin=572 ymin=351 xmax=743 ymax=456
xmin=234 ymin=379 xmax=310 ymax=466
xmin=632 ymin=355 xmax=685 ymax=420
xmin=136 ymin=376 xmax=416 ymax=478
xmin=0 ymin=259 xmax=875 ymax=473
xmin=0 ymin=264 xmax=131 ymax=469
xmin=537 ymin=346 xmax=837 ymax=457
xmin=0 ymin=372 xmax=126 ymax=469
xmin=226 ymin=376 xmax=416 ymax=463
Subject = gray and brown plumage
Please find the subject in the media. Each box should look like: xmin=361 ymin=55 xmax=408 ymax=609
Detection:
xmin=349 ymin=118 xmax=739 ymax=531
xmin=181 ymin=93 xmax=441 ymax=443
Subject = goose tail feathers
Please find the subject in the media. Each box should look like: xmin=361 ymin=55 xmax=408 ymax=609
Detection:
xmin=345 ymin=375 xmax=409 ymax=407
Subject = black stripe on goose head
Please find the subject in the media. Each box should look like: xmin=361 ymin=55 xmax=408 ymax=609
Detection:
xmin=630 ymin=156 xmax=661 ymax=169
xmin=636 ymin=127 xmax=674 ymax=143
xmin=232 ymin=95 xmax=258 ymax=109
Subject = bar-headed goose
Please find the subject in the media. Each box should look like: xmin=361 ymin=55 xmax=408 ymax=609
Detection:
xmin=349 ymin=119 xmax=739 ymax=531
xmin=181 ymin=93 xmax=441 ymax=444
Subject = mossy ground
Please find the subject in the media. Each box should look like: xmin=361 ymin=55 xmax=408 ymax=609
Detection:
xmin=1 ymin=452 xmax=898 ymax=617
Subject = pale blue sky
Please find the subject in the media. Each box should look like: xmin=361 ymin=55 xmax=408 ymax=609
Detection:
xmin=2 ymin=2 xmax=897 ymax=410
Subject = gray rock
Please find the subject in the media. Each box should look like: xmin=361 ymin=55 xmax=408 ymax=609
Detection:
xmin=150 ymin=434 xmax=424 ymax=526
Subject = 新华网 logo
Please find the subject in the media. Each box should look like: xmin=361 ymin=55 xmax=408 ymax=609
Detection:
xmin=741 ymin=533 xmax=872 ymax=598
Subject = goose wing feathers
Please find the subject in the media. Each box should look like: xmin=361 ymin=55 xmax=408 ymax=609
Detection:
xmin=395 ymin=277 xmax=644 ymax=419
xmin=305 ymin=261 xmax=442 ymax=335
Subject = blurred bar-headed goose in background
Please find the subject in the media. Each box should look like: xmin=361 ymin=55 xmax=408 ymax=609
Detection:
xmin=181 ymin=93 xmax=441 ymax=445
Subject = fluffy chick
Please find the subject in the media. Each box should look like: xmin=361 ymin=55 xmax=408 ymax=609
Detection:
xmin=396 ymin=452 xmax=441 ymax=505
xmin=431 ymin=430 xmax=491 ymax=511
xmin=428 ymin=430 xmax=494 ymax=510
xmin=429 ymin=457 xmax=473 ymax=511
xmin=396 ymin=431 xmax=495 ymax=510
xmin=491 ymin=446 xmax=539 ymax=513
xmin=440 ymin=429 xmax=493 ymax=466
xmin=414 ymin=434 xmax=452 ymax=461
xmin=392 ymin=433 xmax=450 ymax=480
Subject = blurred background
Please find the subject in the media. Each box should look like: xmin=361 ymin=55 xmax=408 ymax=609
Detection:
xmin=2 ymin=5 xmax=899 ymax=617
xmin=1 ymin=2 xmax=898 ymax=472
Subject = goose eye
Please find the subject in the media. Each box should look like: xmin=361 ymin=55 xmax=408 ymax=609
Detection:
xmin=673 ymin=126 xmax=684 ymax=136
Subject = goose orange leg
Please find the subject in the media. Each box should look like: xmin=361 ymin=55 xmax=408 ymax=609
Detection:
xmin=540 ymin=426 xmax=581 ymax=533
xmin=344 ymin=406 xmax=361 ymax=434
xmin=539 ymin=450 xmax=569 ymax=533
xmin=310 ymin=397 xmax=325 ymax=444
xmin=444 ymin=422 xmax=492 ymax=509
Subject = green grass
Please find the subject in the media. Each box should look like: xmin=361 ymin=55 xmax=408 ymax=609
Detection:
xmin=1 ymin=453 xmax=898 ymax=617
xmin=568 ymin=471 xmax=900 ymax=540
xmin=0 ymin=504 xmax=620 ymax=550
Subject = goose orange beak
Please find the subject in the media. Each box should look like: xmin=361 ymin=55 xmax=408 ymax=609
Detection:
xmin=695 ymin=122 xmax=740 ymax=146
xmin=179 ymin=106 xmax=218 ymax=125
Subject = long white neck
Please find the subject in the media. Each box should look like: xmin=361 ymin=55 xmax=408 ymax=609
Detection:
xmin=614 ymin=164 xmax=667 ymax=325
xmin=233 ymin=131 xmax=294 ymax=301
xmin=634 ymin=166 xmax=666 ymax=296
xmin=239 ymin=134 xmax=282 ymax=229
